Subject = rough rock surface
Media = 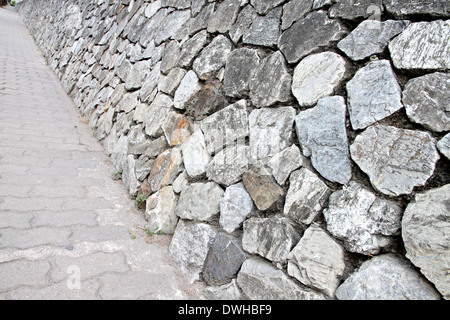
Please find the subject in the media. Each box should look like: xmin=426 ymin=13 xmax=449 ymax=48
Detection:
xmin=219 ymin=182 xmax=254 ymax=234
xmin=206 ymin=144 xmax=249 ymax=187
xmin=268 ymin=144 xmax=305 ymax=186
xmin=329 ymin=0 xmax=383 ymax=20
xmin=173 ymin=70 xmax=202 ymax=110
xmin=223 ymin=48 xmax=260 ymax=98
xmin=242 ymin=7 xmax=281 ymax=48
xmin=145 ymin=186 xmax=179 ymax=234
xmin=181 ymin=128 xmax=211 ymax=178
xmin=336 ymin=254 xmax=441 ymax=300
xmin=437 ymin=133 xmax=450 ymax=160
xmin=402 ymin=72 xmax=450 ymax=132
xmin=147 ymin=147 xmax=184 ymax=192
xmin=384 ymin=0 xmax=450 ymax=18
xmin=350 ymin=125 xmax=440 ymax=196
xmin=323 ymin=181 xmax=403 ymax=255
xmin=295 ymin=96 xmax=352 ymax=184
xmin=346 ymin=60 xmax=403 ymax=130
xmin=192 ymin=35 xmax=233 ymax=80
xmin=402 ymin=184 xmax=450 ymax=299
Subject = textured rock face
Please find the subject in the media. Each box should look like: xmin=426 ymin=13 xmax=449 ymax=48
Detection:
xmin=389 ymin=20 xmax=450 ymax=70
xmin=402 ymin=72 xmax=450 ymax=132
xmin=148 ymin=147 xmax=184 ymax=193
xmin=402 ymin=184 xmax=450 ymax=299
xmin=350 ymin=125 xmax=440 ymax=196
xmin=268 ymin=144 xmax=305 ymax=186
xmin=323 ymin=181 xmax=403 ymax=255
xmin=336 ymin=254 xmax=441 ymax=300
xmin=329 ymin=0 xmax=383 ymax=20
xmin=206 ymin=144 xmax=249 ymax=187
xmin=437 ymin=133 xmax=450 ymax=160
xmin=223 ymin=48 xmax=260 ymax=98
xmin=145 ymin=186 xmax=178 ymax=235
xmin=346 ymin=60 xmax=403 ymax=130
xmin=192 ymin=35 xmax=233 ymax=80
xmin=219 ymin=182 xmax=253 ymax=234
xmin=384 ymin=0 xmax=450 ymax=18
xmin=295 ymin=96 xmax=351 ymax=184
xmin=181 ymin=128 xmax=210 ymax=178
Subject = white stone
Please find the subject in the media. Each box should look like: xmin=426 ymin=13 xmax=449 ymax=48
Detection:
xmin=145 ymin=186 xmax=179 ymax=235
xmin=174 ymin=70 xmax=202 ymax=110
xmin=219 ymin=182 xmax=253 ymax=234
xmin=181 ymin=128 xmax=211 ymax=178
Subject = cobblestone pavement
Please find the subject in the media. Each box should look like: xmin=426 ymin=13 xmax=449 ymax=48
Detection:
xmin=0 ymin=6 xmax=202 ymax=300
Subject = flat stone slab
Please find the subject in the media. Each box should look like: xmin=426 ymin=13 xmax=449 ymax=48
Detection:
xmin=384 ymin=0 xmax=450 ymax=18
xmin=350 ymin=125 xmax=440 ymax=196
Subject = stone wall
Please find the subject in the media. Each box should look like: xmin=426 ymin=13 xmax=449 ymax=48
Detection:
xmin=17 ymin=0 xmax=449 ymax=300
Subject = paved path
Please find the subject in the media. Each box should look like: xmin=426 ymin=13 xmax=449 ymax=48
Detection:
xmin=0 ymin=6 xmax=202 ymax=300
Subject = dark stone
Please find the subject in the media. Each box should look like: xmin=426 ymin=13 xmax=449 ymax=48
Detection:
xmin=384 ymin=0 xmax=450 ymax=18
xmin=329 ymin=0 xmax=383 ymax=20
xmin=184 ymin=79 xmax=228 ymax=121
xmin=203 ymin=233 xmax=247 ymax=286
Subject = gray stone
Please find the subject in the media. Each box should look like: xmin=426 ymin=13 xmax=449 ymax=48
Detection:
xmin=184 ymin=79 xmax=228 ymax=121
xmin=384 ymin=0 xmax=450 ymax=18
xmin=295 ymin=96 xmax=352 ymax=185
xmin=192 ymin=35 xmax=233 ymax=80
xmin=174 ymin=70 xmax=202 ymax=110
xmin=323 ymin=181 xmax=403 ymax=255
xmin=178 ymin=30 xmax=207 ymax=68
xmin=147 ymin=147 xmax=184 ymax=192
xmin=154 ymin=9 xmax=191 ymax=45
xmin=115 ymin=57 xmax=133 ymax=82
xmin=249 ymin=107 xmax=296 ymax=165
xmin=145 ymin=0 xmax=162 ymax=19
xmin=242 ymin=162 xmax=284 ymax=211
xmin=250 ymin=0 xmax=285 ymax=15
xmin=278 ymin=11 xmax=347 ymax=64
xmin=336 ymin=254 xmax=441 ymax=300
xmin=350 ymin=125 xmax=440 ymax=196
xmin=168 ymin=219 xmax=218 ymax=283
xmin=181 ymin=128 xmax=211 ymax=178
xmin=437 ymin=133 xmax=450 ymax=160
xmin=189 ymin=3 xmax=215 ymax=35
xmin=329 ymin=0 xmax=383 ymax=20
xmin=242 ymin=8 xmax=281 ymax=48
xmin=268 ymin=144 xmax=305 ymax=186
xmin=162 ymin=111 xmax=193 ymax=147
xmin=175 ymin=182 xmax=224 ymax=222
xmin=287 ymin=224 xmax=349 ymax=297
xmin=172 ymin=171 xmax=189 ymax=194
xmin=281 ymin=0 xmax=313 ymax=30
xmin=223 ymin=48 xmax=260 ymax=98
xmin=403 ymin=72 xmax=450 ymax=132
xmin=402 ymin=184 xmax=450 ymax=299
xmin=125 ymin=60 xmax=151 ymax=90
xmin=160 ymin=40 xmax=180 ymax=75
xmin=207 ymin=0 xmax=241 ymax=34
xmin=116 ymin=91 xmax=139 ymax=113
xmin=229 ymin=5 xmax=257 ymax=44
xmin=284 ymin=168 xmax=331 ymax=226
xmin=139 ymin=62 xmax=162 ymax=103
xmin=312 ymin=0 xmax=335 ymax=9
xmin=389 ymin=20 xmax=450 ymax=71
xmin=144 ymin=93 xmax=173 ymax=137
xmin=237 ymin=258 xmax=327 ymax=300
xmin=145 ymin=186 xmax=179 ymax=235
xmin=158 ymin=67 xmax=186 ymax=95
xmin=142 ymin=136 xmax=169 ymax=159
xmin=346 ymin=60 xmax=403 ymax=130
xmin=201 ymin=279 xmax=244 ymax=300
xmin=292 ymin=52 xmax=348 ymax=107
xmin=202 ymin=233 xmax=246 ymax=286
xmin=249 ymin=51 xmax=292 ymax=107
xmin=200 ymin=100 xmax=249 ymax=155
xmin=122 ymin=154 xmax=139 ymax=196
xmin=219 ymin=182 xmax=254 ymax=234
xmin=242 ymin=216 xmax=301 ymax=264
xmin=206 ymin=144 xmax=249 ymax=187
xmin=337 ymin=20 xmax=410 ymax=61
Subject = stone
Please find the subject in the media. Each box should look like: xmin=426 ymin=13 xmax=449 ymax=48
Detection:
xmin=249 ymin=107 xmax=296 ymax=165
xmin=403 ymin=72 xmax=450 ymax=132
xmin=237 ymin=258 xmax=327 ymax=300
xmin=295 ymin=96 xmax=352 ymax=185
xmin=281 ymin=0 xmax=313 ymax=30
xmin=139 ymin=62 xmax=162 ymax=103
xmin=144 ymin=93 xmax=173 ymax=137
xmin=229 ymin=5 xmax=257 ymax=44
xmin=402 ymin=184 xmax=450 ymax=299
xmin=287 ymin=224 xmax=349 ymax=297
xmin=181 ymin=128 xmax=211 ymax=178
xmin=384 ymin=0 xmax=450 ymax=18
xmin=184 ymin=79 xmax=228 ymax=121
xmin=175 ymin=182 xmax=224 ymax=222
xmin=154 ymin=9 xmax=191 ymax=45
xmin=250 ymin=0 xmax=285 ymax=15
xmin=201 ymin=279 xmax=244 ymax=300
xmin=437 ymin=133 xmax=450 ymax=160
xmin=202 ymin=233 xmax=246 ymax=286
xmin=168 ymin=219 xmax=218 ymax=284
xmin=337 ymin=20 xmax=410 ymax=61
xmin=242 ymin=216 xmax=301 ymax=264
xmin=389 ymin=20 xmax=450 ymax=71
xmin=242 ymin=162 xmax=284 ymax=211
xmin=284 ymin=168 xmax=331 ymax=226
xmin=192 ymin=35 xmax=233 ymax=81
xmin=142 ymin=136 xmax=169 ymax=159
xmin=206 ymin=144 xmax=249 ymax=187
xmin=145 ymin=186 xmax=179 ymax=235
xmin=219 ymin=182 xmax=254 ymax=234
xmin=323 ymin=181 xmax=403 ymax=255
xmin=160 ymin=40 xmax=181 ymax=75
xmin=115 ymin=56 xmax=133 ymax=82
xmin=145 ymin=0 xmax=162 ymax=19
xmin=135 ymin=156 xmax=154 ymax=182
xmin=249 ymin=51 xmax=292 ymax=107
xmin=242 ymin=8 xmax=281 ymax=48
xmin=329 ymin=0 xmax=383 ymax=20
xmin=200 ymin=100 xmax=249 ymax=155
xmin=350 ymin=125 xmax=440 ymax=196
xmin=125 ymin=60 xmax=151 ymax=90
xmin=178 ymin=30 xmax=207 ymax=68
xmin=267 ymin=144 xmax=305 ymax=186
xmin=147 ymin=147 xmax=184 ymax=193
xmin=116 ymin=91 xmax=139 ymax=113
xmin=158 ymin=67 xmax=186 ymax=95
xmin=292 ymin=52 xmax=348 ymax=107
xmin=162 ymin=112 xmax=194 ymax=147
xmin=335 ymin=254 xmax=441 ymax=300
xmin=207 ymin=0 xmax=241 ymax=34
xmin=312 ymin=0 xmax=334 ymax=9
xmin=346 ymin=60 xmax=403 ymax=130
xmin=223 ymin=48 xmax=260 ymax=98
xmin=172 ymin=171 xmax=189 ymax=194
xmin=173 ymin=70 xmax=202 ymax=110
xmin=122 ymin=155 xmax=140 ymax=196
xmin=278 ymin=11 xmax=347 ymax=64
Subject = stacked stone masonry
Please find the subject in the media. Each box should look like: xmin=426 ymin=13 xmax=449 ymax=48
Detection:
xmin=16 ymin=0 xmax=449 ymax=300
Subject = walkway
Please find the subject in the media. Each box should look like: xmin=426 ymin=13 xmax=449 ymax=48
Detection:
xmin=0 ymin=6 xmax=201 ymax=299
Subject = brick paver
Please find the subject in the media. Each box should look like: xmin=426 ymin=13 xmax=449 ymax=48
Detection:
xmin=0 ymin=6 xmax=201 ymax=300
